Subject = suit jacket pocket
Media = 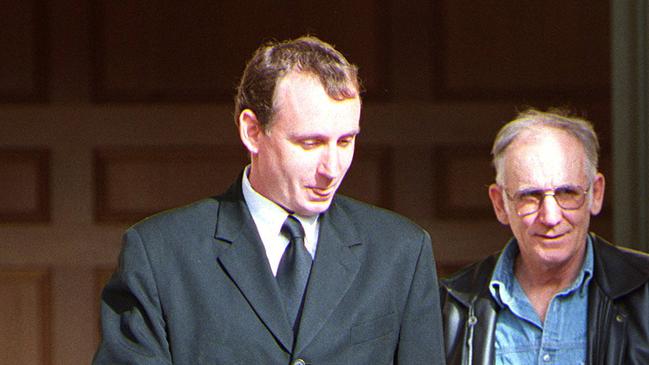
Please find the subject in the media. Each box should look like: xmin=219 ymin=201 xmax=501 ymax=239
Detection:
xmin=350 ymin=312 xmax=398 ymax=345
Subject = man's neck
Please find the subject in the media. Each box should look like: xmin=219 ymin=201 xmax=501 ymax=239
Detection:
xmin=513 ymin=249 xmax=586 ymax=322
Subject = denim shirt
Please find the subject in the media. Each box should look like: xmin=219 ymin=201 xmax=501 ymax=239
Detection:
xmin=489 ymin=238 xmax=593 ymax=365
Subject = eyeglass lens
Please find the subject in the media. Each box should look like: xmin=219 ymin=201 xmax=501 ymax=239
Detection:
xmin=515 ymin=186 xmax=587 ymax=216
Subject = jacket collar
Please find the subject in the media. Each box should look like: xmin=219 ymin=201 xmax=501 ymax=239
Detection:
xmin=212 ymin=178 xmax=295 ymax=351
xmin=212 ymin=177 xmax=363 ymax=354
xmin=443 ymin=233 xmax=649 ymax=306
xmin=590 ymin=233 xmax=649 ymax=299
xmin=442 ymin=253 xmax=499 ymax=307
xmin=293 ymin=197 xmax=362 ymax=353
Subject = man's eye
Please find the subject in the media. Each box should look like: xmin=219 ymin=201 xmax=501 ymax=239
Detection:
xmin=555 ymin=186 xmax=580 ymax=197
xmin=300 ymin=139 xmax=320 ymax=149
xmin=338 ymin=137 xmax=354 ymax=146
xmin=517 ymin=190 xmax=544 ymax=201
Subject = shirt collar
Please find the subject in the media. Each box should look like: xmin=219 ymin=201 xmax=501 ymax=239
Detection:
xmin=240 ymin=166 xmax=319 ymax=241
xmin=489 ymin=235 xmax=594 ymax=307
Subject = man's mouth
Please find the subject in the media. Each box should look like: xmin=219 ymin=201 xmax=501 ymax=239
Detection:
xmin=538 ymin=232 xmax=567 ymax=240
xmin=310 ymin=186 xmax=336 ymax=198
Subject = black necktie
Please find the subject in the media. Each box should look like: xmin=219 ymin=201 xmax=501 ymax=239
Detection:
xmin=277 ymin=215 xmax=312 ymax=331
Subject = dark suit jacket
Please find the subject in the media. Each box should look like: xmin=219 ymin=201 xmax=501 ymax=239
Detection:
xmin=93 ymin=180 xmax=445 ymax=364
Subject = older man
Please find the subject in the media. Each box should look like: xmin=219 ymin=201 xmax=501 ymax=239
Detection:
xmin=440 ymin=109 xmax=649 ymax=365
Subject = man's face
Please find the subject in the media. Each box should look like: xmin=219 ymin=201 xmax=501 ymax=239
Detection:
xmin=488 ymin=128 xmax=605 ymax=270
xmin=242 ymin=72 xmax=361 ymax=216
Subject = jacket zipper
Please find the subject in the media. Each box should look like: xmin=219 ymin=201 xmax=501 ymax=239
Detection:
xmin=465 ymin=305 xmax=478 ymax=365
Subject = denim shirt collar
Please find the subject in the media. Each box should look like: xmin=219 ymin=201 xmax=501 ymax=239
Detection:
xmin=489 ymin=235 xmax=594 ymax=308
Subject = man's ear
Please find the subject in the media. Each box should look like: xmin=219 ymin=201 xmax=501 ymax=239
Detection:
xmin=589 ymin=172 xmax=605 ymax=215
xmin=238 ymin=109 xmax=263 ymax=154
xmin=488 ymin=183 xmax=510 ymax=225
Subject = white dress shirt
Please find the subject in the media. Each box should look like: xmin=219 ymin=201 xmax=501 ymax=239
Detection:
xmin=241 ymin=167 xmax=319 ymax=276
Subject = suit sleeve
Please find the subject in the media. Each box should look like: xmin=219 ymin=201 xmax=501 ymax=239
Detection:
xmin=92 ymin=228 xmax=173 ymax=365
xmin=396 ymin=230 xmax=446 ymax=364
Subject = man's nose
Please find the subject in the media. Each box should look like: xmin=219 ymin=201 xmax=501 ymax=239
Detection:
xmin=318 ymin=145 xmax=341 ymax=178
xmin=537 ymin=194 xmax=563 ymax=226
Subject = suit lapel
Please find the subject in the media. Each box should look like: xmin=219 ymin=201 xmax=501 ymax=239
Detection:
xmin=212 ymin=183 xmax=294 ymax=352
xmin=294 ymin=202 xmax=362 ymax=354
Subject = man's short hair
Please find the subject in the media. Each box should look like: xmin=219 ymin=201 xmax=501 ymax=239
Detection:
xmin=492 ymin=108 xmax=600 ymax=185
xmin=234 ymin=36 xmax=361 ymax=130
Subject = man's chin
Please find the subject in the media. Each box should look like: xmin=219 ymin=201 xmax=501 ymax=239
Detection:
xmin=296 ymin=199 xmax=333 ymax=216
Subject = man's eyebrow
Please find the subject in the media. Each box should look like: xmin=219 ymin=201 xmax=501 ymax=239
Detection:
xmin=343 ymin=129 xmax=361 ymax=137
xmin=292 ymin=129 xmax=361 ymax=140
xmin=516 ymin=184 xmax=582 ymax=194
xmin=516 ymin=187 xmax=543 ymax=195
xmin=341 ymin=131 xmax=360 ymax=138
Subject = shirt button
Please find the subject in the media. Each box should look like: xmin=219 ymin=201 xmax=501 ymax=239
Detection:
xmin=542 ymin=353 xmax=551 ymax=362
xmin=292 ymin=359 xmax=306 ymax=365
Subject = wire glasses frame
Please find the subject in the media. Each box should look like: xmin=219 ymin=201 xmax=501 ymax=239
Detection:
xmin=501 ymin=184 xmax=591 ymax=217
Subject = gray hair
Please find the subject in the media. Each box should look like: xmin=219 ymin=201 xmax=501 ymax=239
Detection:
xmin=492 ymin=108 xmax=600 ymax=185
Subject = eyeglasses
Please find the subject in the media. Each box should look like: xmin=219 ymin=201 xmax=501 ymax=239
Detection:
xmin=501 ymin=184 xmax=590 ymax=217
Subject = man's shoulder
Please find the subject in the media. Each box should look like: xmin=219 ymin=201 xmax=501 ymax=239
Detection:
xmin=593 ymin=235 xmax=649 ymax=270
xmin=440 ymin=252 xmax=500 ymax=302
xmin=130 ymin=197 xmax=221 ymax=235
xmin=331 ymin=194 xmax=425 ymax=235
xmin=592 ymin=234 xmax=649 ymax=295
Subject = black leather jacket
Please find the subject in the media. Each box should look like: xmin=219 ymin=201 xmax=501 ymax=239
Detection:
xmin=440 ymin=234 xmax=649 ymax=365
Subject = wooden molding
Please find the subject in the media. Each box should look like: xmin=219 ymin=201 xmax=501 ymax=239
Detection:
xmin=94 ymin=144 xmax=393 ymax=223
xmin=0 ymin=0 xmax=48 ymax=102
xmin=339 ymin=144 xmax=394 ymax=209
xmin=0 ymin=267 xmax=52 ymax=365
xmin=94 ymin=145 xmax=247 ymax=223
xmin=433 ymin=145 xmax=494 ymax=219
xmin=0 ymin=148 xmax=50 ymax=222
xmin=90 ymin=1 xmax=389 ymax=102
xmin=431 ymin=1 xmax=609 ymax=101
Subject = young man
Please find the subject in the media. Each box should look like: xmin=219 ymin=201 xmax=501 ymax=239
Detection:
xmin=94 ymin=36 xmax=444 ymax=364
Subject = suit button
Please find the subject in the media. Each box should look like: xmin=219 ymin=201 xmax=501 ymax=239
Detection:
xmin=292 ymin=359 xmax=306 ymax=365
